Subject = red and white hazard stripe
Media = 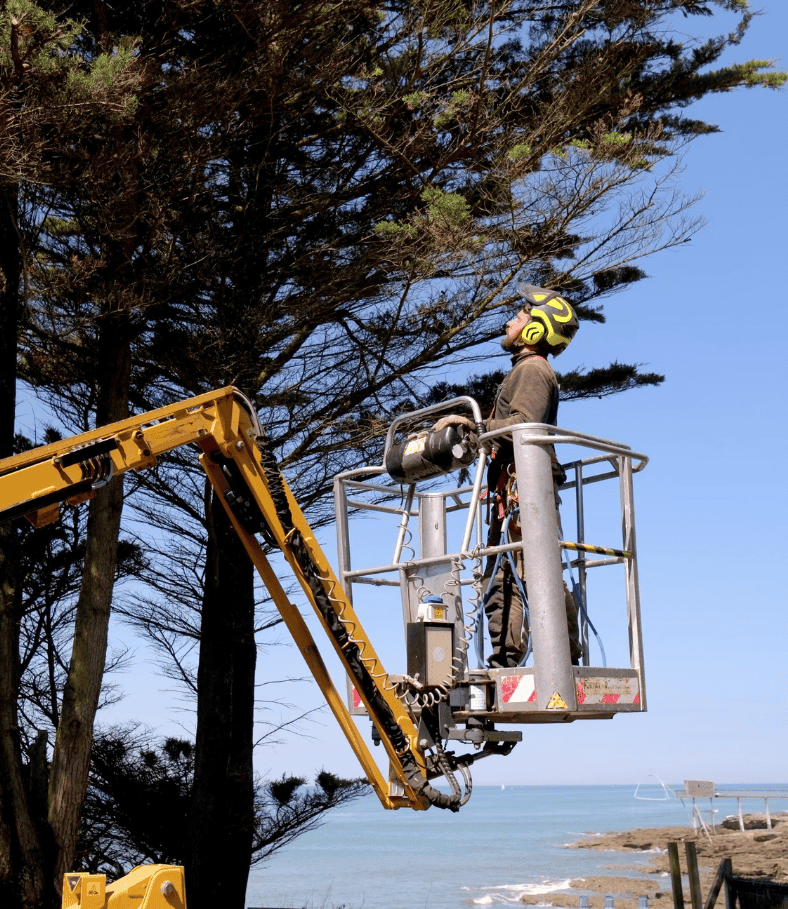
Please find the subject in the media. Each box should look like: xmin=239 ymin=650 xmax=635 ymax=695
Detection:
xmin=501 ymin=674 xmax=537 ymax=704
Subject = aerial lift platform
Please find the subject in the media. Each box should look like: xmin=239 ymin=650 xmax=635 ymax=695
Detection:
xmin=0 ymin=387 xmax=647 ymax=816
xmin=334 ymin=396 xmax=648 ymax=802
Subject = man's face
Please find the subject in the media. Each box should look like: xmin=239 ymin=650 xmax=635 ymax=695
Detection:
xmin=501 ymin=309 xmax=531 ymax=351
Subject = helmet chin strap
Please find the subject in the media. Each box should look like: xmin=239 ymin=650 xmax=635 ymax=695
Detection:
xmin=501 ymin=334 xmax=525 ymax=353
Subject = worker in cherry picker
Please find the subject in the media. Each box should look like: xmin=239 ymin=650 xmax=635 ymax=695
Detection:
xmin=434 ymin=285 xmax=583 ymax=668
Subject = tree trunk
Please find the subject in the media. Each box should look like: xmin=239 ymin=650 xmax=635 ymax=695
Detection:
xmin=0 ymin=187 xmax=20 ymax=464
xmin=187 ymin=488 xmax=257 ymax=909
xmin=46 ymin=314 xmax=131 ymax=898
xmin=0 ymin=539 xmax=48 ymax=909
xmin=0 ymin=187 xmax=55 ymax=909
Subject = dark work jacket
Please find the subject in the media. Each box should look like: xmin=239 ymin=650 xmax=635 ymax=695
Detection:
xmin=484 ymin=350 xmax=560 ymax=572
xmin=487 ymin=349 xmax=558 ymax=461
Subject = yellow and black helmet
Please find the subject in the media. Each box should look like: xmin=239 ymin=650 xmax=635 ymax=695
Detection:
xmin=518 ymin=284 xmax=579 ymax=355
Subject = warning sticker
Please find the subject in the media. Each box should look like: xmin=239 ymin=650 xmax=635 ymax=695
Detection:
xmin=576 ymin=677 xmax=639 ymax=705
xmin=67 ymin=876 xmax=81 ymax=892
xmin=546 ymin=691 xmax=569 ymax=710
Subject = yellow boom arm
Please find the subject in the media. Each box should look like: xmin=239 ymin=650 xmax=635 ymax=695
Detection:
xmin=0 ymin=387 xmax=430 ymax=809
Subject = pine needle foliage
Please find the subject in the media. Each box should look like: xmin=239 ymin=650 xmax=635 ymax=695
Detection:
xmin=77 ymin=730 xmax=368 ymax=876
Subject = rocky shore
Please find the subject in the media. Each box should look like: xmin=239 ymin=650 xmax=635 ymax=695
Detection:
xmin=519 ymin=814 xmax=788 ymax=909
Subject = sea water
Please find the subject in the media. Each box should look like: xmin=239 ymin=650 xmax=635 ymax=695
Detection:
xmin=245 ymin=784 xmax=784 ymax=909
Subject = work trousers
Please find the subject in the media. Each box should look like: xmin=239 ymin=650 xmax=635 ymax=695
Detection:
xmin=483 ymin=529 xmax=582 ymax=669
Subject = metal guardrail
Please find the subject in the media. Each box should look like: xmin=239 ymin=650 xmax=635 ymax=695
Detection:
xmin=334 ymin=411 xmax=647 ymax=688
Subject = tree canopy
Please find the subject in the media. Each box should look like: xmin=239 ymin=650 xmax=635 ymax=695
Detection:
xmin=17 ymin=1 xmax=785 ymax=508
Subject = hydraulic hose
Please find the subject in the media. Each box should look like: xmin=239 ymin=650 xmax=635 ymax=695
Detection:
xmin=477 ymin=512 xmax=532 ymax=667
xmin=255 ymin=429 xmax=461 ymax=811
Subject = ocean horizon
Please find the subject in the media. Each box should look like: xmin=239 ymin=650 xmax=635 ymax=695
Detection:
xmin=246 ymin=783 xmax=788 ymax=909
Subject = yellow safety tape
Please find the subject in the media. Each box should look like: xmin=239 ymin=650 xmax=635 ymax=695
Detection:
xmin=560 ymin=540 xmax=631 ymax=559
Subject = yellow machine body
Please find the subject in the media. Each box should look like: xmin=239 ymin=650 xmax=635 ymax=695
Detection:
xmin=61 ymin=865 xmax=186 ymax=909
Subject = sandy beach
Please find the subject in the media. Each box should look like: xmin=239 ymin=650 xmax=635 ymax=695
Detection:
xmin=519 ymin=813 xmax=788 ymax=908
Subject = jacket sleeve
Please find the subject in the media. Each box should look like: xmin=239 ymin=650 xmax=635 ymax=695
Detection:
xmin=487 ymin=358 xmax=556 ymax=433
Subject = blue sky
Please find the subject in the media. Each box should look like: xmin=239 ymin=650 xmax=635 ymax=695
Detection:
xmin=78 ymin=3 xmax=788 ymax=790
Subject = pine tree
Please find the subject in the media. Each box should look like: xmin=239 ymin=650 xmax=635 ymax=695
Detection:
xmin=1 ymin=4 xmax=140 ymax=906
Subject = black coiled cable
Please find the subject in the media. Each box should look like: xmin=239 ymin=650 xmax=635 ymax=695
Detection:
xmin=254 ymin=429 xmax=462 ymax=811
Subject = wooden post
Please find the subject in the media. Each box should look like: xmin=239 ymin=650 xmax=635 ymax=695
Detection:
xmin=668 ymin=843 xmax=685 ymax=909
xmin=725 ymin=868 xmax=737 ymax=909
xmin=686 ymin=842 xmax=703 ymax=909
xmin=704 ymin=858 xmax=732 ymax=909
